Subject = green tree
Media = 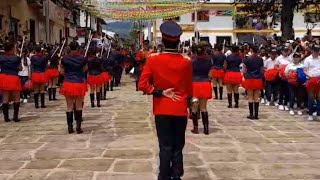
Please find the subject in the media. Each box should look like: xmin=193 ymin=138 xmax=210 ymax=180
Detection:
xmin=235 ymin=0 xmax=320 ymax=41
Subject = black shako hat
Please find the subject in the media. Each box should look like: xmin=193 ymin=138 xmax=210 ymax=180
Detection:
xmin=160 ymin=21 xmax=182 ymax=42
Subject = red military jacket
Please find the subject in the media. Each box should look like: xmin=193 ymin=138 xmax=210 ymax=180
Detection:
xmin=138 ymin=52 xmax=193 ymax=116
xmin=135 ymin=49 xmax=153 ymax=71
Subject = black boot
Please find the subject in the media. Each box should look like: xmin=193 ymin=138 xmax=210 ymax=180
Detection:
xmin=219 ymin=87 xmax=223 ymax=100
xmin=74 ymin=110 xmax=84 ymax=134
xmin=227 ymin=94 xmax=232 ymax=108
xmin=34 ymin=93 xmax=39 ymax=108
xmin=66 ymin=112 xmax=74 ymax=134
xmin=106 ymin=82 xmax=110 ymax=91
xmin=2 ymin=103 xmax=10 ymax=122
xmin=52 ymin=88 xmax=57 ymax=100
xmin=247 ymin=102 xmax=254 ymax=120
xmin=254 ymin=102 xmax=260 ymax=120
xmin=201 ymin=112 xmax=209 ymax=135
xmin=96 ymin=92 xmax=101 ymax=107
xmin=90 ymin=93 xmax=95 ymax=108
xmin=40 ymin=93 xmax=46 ymax=108
xmin=191 ymin=112 xmax=199 ymax=134
xmin=213 ymin=87 xmax=218 ymax=99
xmin=234 ymin=93 xmax=239 ymax=108
xmin=110 ymin=80 xmax=114 ymax=91
xmin=12 ymin=103 xmax=20 ymax=122
xmin=48 ymin=88 xmax=52 ymax=101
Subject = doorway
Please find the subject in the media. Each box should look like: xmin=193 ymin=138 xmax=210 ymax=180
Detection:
xmin=30 ymin=19 xmax=35 ymax=42
xmin=216 ymin=36 xmax=232 ymax=46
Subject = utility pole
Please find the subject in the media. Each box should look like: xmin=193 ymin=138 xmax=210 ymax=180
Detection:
xmin=45 ymin=0 xmax=50 ymax=44
xmin=194 ymin=2 xmax=198 ymax=44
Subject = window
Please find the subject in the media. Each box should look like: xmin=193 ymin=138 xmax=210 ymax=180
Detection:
xmin=163 ymin=16 xmax=180 ymax=22
xmin=0 ymin=16 xmax=2 ymax=30
xmin=192 ymin=11 xmax=209 ymax=22
xmin=216 ymin=36 xmax=231 ymax=46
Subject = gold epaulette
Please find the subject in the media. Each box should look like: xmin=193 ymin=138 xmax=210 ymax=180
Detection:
xmin=183 ymin=55 xmax=191 ymax=60
xmin=148 ymin=53 xmax=159 ymax=58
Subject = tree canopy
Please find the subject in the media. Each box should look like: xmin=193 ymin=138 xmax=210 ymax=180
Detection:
xmin=234 ymin=0 xmax=320 ymax=41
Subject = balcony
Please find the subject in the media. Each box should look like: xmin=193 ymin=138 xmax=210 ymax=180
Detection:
xmin=234 ymin=14 xmax=277 ymax=33
xmin=27 ymin=0 xmax=44 ymax=8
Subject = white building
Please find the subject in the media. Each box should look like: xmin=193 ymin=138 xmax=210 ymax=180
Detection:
xmin=144 ymin=0 xmax=320 ymax=46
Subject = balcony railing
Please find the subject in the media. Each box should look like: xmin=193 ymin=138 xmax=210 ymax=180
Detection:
xmin=27 ymin=0 xmax=44 ymax=7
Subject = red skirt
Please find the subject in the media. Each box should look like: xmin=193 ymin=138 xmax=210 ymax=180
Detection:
xmin=101 ymin=72 xmax=110 ymax=83
xmin=192 ymin=82 xmax=212 ymax=99
xmin=211 ymin=69 xmax=225 ymax=79
xmin=59 ymin=82 xmax=88 ymax=97
xmin=264 ymin=68 xmax=278 ymax=82
xmin=0 ymin=74 xmax=21 ymax=91
xmin=87 ymin=74 xmax=104 ymax=86
xmin=242 ymin=79 xmax=263 ymax=90
xmin=224 ymin=72 xmax=242 ymax=85
xmin=46 ymin=69 xmax=59 ymax=79
xmin=32 ymin=72 xmax=48 ymax=84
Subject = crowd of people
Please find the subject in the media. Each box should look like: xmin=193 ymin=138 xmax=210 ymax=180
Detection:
xmin=0 ymin=31 xmax=138 ymax=133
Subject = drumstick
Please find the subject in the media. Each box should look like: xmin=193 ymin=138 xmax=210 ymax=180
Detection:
xmin=19 ymin=36 xmax=25 ymax=57
xmin=85 ymin=34 xmax=93 ymax=57
xmin=50 ymin=46 xmax=60 ymax=59
xmin=58 ymin=38 xmax=66 ymax=57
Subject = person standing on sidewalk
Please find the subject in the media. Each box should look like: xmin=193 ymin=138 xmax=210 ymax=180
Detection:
xmin=59 ymin=42 xmax=87 ymax=134
xmin=138 ymin=21 xmax=193 ymax=180
xmin=211 ymin=44 xmax=226 ymax=100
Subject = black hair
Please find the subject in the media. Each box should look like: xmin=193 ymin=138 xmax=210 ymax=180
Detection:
xmin=162 ymin=39 xmax=180 ymax=51
xmin=251 ymin=46 xmax=258 ymax=53
xmin=231 ymin=45 xmax=239 ymax=53
xmin=34 ymin=45 xmax=42 ymax=52
xmin=196 ymin=43 xmax=207 ymax=56
xmin=4 ymin=42 xmax=15 ymax=52
xmin=214 ymin=44 xmax=223 ymax=51
xmin=69 ymin=41 xmax=79 ymax=51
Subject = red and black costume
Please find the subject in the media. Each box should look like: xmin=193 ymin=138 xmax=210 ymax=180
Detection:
xmin=87 ymin=56 xmax=104 ymax=107
xmin=59 ymin=51 xmax=87 ymax=133
xmin=139 ymin=21 xmax=192 ymax=180
xmin=0 ymin=52 xmax=22 ymax=122
xmin=242 ymin=54 xmax=264 ymax=119
xmin=46 ymin=55 xmax=60 ymax=101
xmin=31 ymin=52 xmax=49 ymax=108
xmin=224 ymin=53 xmax=243 ymax=108
xmin=211 ymin=51 xmax=226 ymax=99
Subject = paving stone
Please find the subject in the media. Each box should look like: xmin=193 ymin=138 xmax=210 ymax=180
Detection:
xmin=0 ymin=150 xmax=31 ymax=161
xmin=60 ymin=159 xmax=114 ymax=171
xmin=210 ymin=162 xmax=260 ymax=179
xmin=24 ymin=160 xmax=60 ymax=169
xmin=184 ymin=154 xmax=204 ymax=166
xmin=183 ymin=167 xmax=212 ymax=180
xmin=35 ymin=149 xmax=103 ymax=160
xmin=96 ymin=173 xmax=155 ymax=180
xmin=103 ymin=149 xmax=153 ymax=159
xmin=113 ymin=160 xmax=153 ymax=173
xmin=202 ymin=152 xmax=238 ymax=162
xmin=242 ymin=153 xmax=311 ymax=163
xmin=2 ymin=135 xmax=42 ymax=143
xmin=259 ymin=164 xmax=320 ymax=179
xmin=12 ymin=169 xmax=49 ymax=180
xmin=0 ymin=161 xmax=25 ymax=174
xmin=0 ymin=175 xmax=10 ymax=180
xmin=108 ymin=135 xmax=155 ymax=149
xmin=43 ymin=141 xmax=87 ymax=149
xmin=46 ymin=171 xmax=94 ymax=180
xmin=0 ymin=143 xmax=43 ymax=150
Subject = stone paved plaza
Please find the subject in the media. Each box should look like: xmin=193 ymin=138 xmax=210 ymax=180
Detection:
xmin=1 ymin=76 xmax=320 ymax=180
